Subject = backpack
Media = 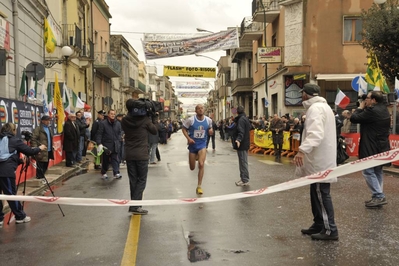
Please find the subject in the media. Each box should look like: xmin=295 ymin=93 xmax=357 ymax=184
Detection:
xmin=0 ymin=136 xmax=17 ymax=162
xmin=336 ymin=136 xmax=349 ymax=165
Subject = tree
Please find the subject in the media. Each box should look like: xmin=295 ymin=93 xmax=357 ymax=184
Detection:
xmin=361 ymin=0 xmax=399 ymax=87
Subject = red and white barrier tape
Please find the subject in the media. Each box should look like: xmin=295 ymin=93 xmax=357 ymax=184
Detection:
xmin=1 ymin=149 xmax=399 ymax=206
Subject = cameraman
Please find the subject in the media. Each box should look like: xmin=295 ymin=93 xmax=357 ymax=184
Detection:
xmin=121 ymin=99 xmax=158 ymax=215
xmin=0 ymin=123 xmax=46 ymax=225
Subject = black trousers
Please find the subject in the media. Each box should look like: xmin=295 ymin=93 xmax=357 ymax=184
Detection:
xmin=127 ymin=160 xmax=149 ymax=208
xmin=206 ymin=134 xmax=215 ymax=149
xmin=36 ymin=161 xmax=49 ymax=179
xmin=310 ymin=183 xmax=338 ymax=234
xmin=156 ymin=147 xmax=161 ymax=161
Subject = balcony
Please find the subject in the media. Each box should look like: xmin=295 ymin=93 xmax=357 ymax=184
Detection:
xmin=278 ymin=0 xmax=302 ymax=6
xmin=63 ymin=24 xmax=82 ymax=50
xmin=94 ymin=52 xmax=121 ymax=78
xmin=231 ymin=78 xmax=254 ymax=95
xmin=231 ymin=39 xmax=252 ymax=63
xmin=240 ymin=17 xmax=263 ymax=41
xmin=252 ymin=0 xmax=280 ymax=24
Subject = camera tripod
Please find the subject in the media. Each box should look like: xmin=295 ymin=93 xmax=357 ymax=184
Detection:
xmin=7 ymin=155 xmax=65 ymax=224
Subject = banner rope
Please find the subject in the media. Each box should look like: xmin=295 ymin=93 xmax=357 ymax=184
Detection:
xmin=1 ymin=149 xmax=399 ymax=206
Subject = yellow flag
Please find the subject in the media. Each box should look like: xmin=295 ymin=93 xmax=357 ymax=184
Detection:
xmin=44 ymin=18 xmax=56 ymax=53
xmin=54 ymin=74 xmax=65 ymax=133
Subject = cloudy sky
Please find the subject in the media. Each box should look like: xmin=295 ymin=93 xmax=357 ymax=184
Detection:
xmin=105 ymin=0 xmax=252 ymax=106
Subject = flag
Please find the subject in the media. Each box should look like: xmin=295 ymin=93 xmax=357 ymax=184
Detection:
xmin=19 ymin=69 xmax=27 ymax=100
xmin=62 ymin=83 xmax=71 ymax=115
xmin=54 ymin=74 xmax=65 ymax=133
xmin=44 ymin=17 xmax=56 ymax=53
xmin=365 ymin=53 xmax=390 ymax=94
xmin=41 ymin=81 xmax=49 ymax=115
xmin=358 ymin=76 xmax=368 ymax=97
xmin=28 ymin=76 xmax=37 ymax=100
xmin=72 ymin=91 xmax=85 ymax=109
xmin=335 ymin=88 xmax=350 ymax=109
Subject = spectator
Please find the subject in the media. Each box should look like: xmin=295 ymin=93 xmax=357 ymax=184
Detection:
xmin=75 ymin=111 xmax=89 ymax=163
xmin=350 ymin=91 xmax=390 ymax=208
xmin=341 ymin=110 xmax=352 ymax=133
xmin=31 ymin=115 xmax=54 ymax=184
xmin=232 ymin=106 xmax=252 ymax=186
xmin=294 ymin=83 xmax=338 ymax=241
xmin=63 ymin=113 xmax=80 ymax=167
xmin=90 ymin=110 xmax=105 ymax=169
xmin=0 ymin=123 xmax=46 ymax=225
xmin=270 ymin=114 xmax=285 ymax=160
xmin=206 ymin=118 xmax=217 ymax=150
xmin=116 ymin=113 xmax=125 ymax=165
xmin=96 ymin=109 xmax=122 ymax=180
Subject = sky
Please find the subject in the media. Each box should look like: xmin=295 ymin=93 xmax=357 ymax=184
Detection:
xmin=105 ymin=0 xmax=252 ymax=106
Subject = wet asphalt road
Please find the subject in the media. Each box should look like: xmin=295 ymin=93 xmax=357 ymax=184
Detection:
xmin=1 ymin=131 xmax=399 ymax=265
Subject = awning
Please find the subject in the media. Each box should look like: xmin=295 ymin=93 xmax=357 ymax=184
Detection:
xmin=316 ymin=74 xmax=364 ymax=81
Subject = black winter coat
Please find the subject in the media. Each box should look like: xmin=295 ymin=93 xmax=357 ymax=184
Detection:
xmin=96 ymin=117 xmax=122 ymax=153
xmin=63 ymin=120 xmax=80 ymax=152
xmin=0 ymin=132 xmax=41 ymax=177
xmin=121 ymin=114 xmax=158 ymax=161
xmin=350 ymin=103 xmax=390 ymax=159
xmin=234 ymin=113 xmax=251 ymax=151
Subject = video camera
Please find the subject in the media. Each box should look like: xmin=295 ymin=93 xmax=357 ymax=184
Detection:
xmin=21 ymin=131 xmax=33 ymax=142
xmin=126 ymin=98 xmax=162 ymax=118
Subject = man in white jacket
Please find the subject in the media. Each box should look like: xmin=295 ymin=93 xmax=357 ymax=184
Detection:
xmin=294 ymin=83 xmax=339 ymax=241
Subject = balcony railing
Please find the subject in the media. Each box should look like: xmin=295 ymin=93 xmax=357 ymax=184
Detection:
xmin=252 ymin=0 xmax=280 ymax=23
xmin=63 ymin=24 xmax=82 ymax=49
xmin=93 ymin=52 xmax=121 ymax=78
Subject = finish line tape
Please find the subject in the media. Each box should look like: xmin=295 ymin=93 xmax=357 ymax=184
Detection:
xmin=1 ymin=149 xmax=399 ymax=206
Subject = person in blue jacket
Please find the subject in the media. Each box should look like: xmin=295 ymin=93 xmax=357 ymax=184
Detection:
xmin=0 ymin=123 xmax=46 ymax=226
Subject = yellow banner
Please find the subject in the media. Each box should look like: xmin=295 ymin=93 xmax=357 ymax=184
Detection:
xmin=163 ymin=65 xmax=216 ymax=78
xmin=253 ymin=130 xmax=291 ymax=150
xmin=44 ymin=18 xmax=56 ymax=53
xmin=54 ymin=74 xmax=64 ymax=133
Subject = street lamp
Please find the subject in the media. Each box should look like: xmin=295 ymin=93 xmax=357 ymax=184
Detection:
xmin=44 ymin=45 xmax=74 ymax=68
xmin=259 ymin=0 xmax=269 ymax=118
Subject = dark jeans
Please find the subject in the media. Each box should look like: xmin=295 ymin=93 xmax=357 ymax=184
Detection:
xmin=101 ymin=152 xmax=120 ymax=176
xmin=273 ymin=142 xmax=282 ymax=157
xmin=206 ymin=134 xmax=215 ymax=149
xmin=36 ymin=161 xmax=49 ymax=179
xmin=310 ymin=183 xmax=338 ymax=234
xmin=0 ymin=177 xmax=27 ymax=220
xmin=127 ymin=160 xmax=149 ymax=209
xmin=237 ymin=150 xmax=249 ymax=183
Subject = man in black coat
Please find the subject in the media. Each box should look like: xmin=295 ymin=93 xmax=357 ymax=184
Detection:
xmin=0 ymin=123 xmax=46 ymax=225
xmin=96 ymin=109 xmax=122 ymax=180
xmin=233 ymin=106 xmax=252 ymax=186
xmin=63 ymin=113 xmax=80 ymax=167
xmin=350 ymin=91 xmax=390 ymax=208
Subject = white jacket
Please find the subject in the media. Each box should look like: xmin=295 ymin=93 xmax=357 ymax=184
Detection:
xmin=295 ymin=96 xmax=337 ymax=182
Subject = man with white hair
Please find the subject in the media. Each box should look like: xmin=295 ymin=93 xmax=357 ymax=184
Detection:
xmin=294 ymin=83 xmax=339 ymax=241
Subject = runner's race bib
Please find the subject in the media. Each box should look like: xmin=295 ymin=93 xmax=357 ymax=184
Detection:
xmin=194 ymin=130 xmax=205 ymax=138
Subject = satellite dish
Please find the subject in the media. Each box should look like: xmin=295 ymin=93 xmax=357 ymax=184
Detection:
xmin=104 ymin=96 xmax=113 ymax=106
xmin=25 ymin=62 xmax=45 ymax=80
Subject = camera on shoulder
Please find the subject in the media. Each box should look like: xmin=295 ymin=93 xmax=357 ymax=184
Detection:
xmin=21 ymin=131 xmax=33 ymax=142
xmin=126 ymin=98 xmax=162 ymax=118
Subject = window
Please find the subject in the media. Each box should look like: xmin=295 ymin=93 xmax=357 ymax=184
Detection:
xmin=343 ymin=17 xmax=363 ymax=43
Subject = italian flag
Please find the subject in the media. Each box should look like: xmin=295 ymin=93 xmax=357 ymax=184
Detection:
xmin=335 ymin=88 xmax=350 ymax=109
